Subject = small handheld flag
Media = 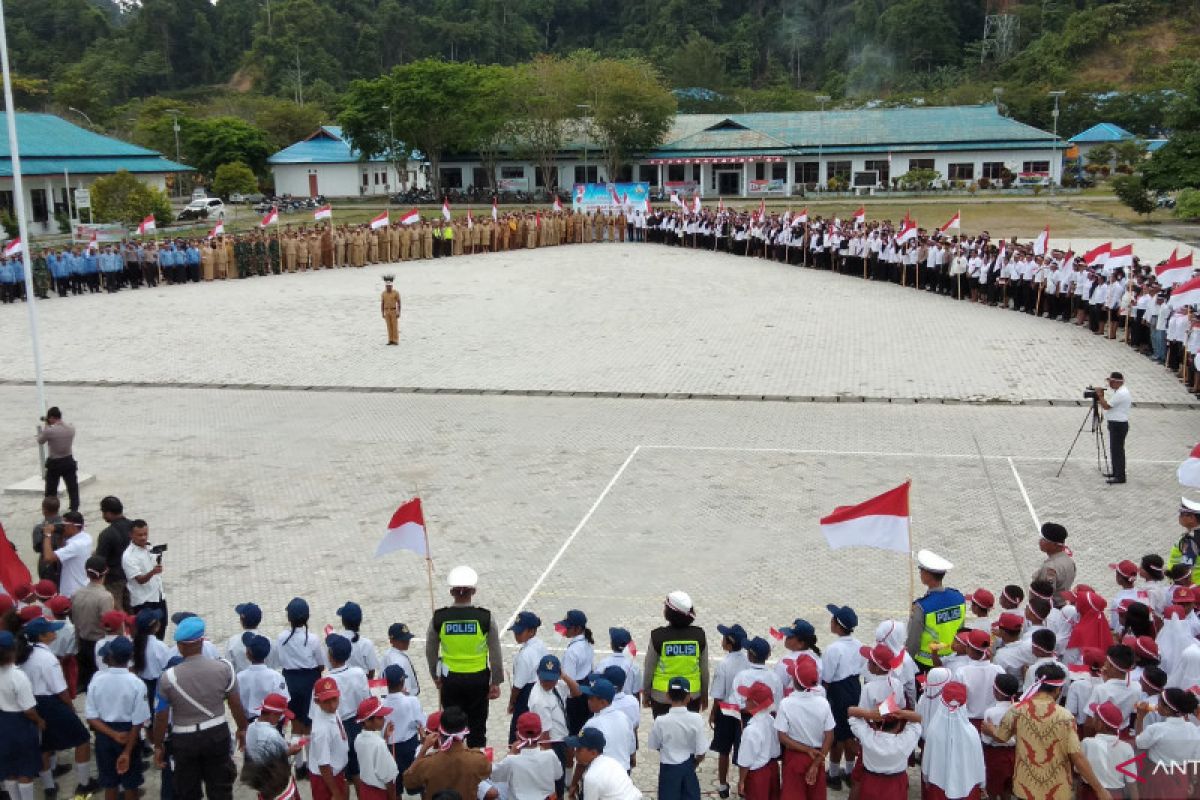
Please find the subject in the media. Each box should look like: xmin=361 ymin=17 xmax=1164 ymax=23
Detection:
xmin=441 ymin=198 xmax=451 ymax=221
xmin=370 ymin=211 xmax=389 ymax=230
xmin=137 ymin=215 xmax=156 ymax=236
xmin=553 ymin=196 xmax=563 ymax=212
xmin=313 ymin=204 xmax=332 ymax=221
xmin=878 ymin=692 xmax=902 ymax=716
xmin=208 ymin=221 xmax=224 ymax=239
xmin=260 ymin=207 xmax=278 ymax=227
xmin=939 ymin=211 xmax=961 ymax=233
xmin=398 ymin=208 xmax=420 ymax=226
xmin=1179 ymin=442 xmax=1200 ymax=488
xmin=3 ymin=237 xmax=22 ymax=257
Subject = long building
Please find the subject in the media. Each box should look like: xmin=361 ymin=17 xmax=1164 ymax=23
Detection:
xmin=272 ymin=104 xmax=1065 ymax=199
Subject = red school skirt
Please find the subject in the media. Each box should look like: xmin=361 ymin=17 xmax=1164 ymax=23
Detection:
xmin=982 ymin=744 xmax=1015 ymax=798
xmin=852 ymin=760 xmax=908 ymax=800
xmin=743 ymin=759 xmax=780 ymax=800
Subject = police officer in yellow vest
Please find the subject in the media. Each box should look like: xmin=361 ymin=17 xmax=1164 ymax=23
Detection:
xmin=425 ymin=565 xmax=504 ymax=747
xmin=905 ymin=549 xmax=966 ymax=672
xmin=642 ymin=590 xmax=708 ymax=717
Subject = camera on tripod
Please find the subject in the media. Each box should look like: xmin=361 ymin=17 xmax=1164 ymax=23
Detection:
xmin=1083 ymin=387 xmax=1098 ymax=400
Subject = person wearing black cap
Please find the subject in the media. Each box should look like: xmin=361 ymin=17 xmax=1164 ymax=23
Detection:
xmin=1094 ymin=371 xmax=1130 ymax=484
xmin=1032 ymin=524 xmax=1075 ymax=608
xmin=709 ymin=623 xmax=748 ymax=799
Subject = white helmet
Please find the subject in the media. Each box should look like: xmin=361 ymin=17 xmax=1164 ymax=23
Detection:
xmin=447 ymin=565 xmax=478 ymax=589
xmin=665 ymin=590 xmax=694 ymax=617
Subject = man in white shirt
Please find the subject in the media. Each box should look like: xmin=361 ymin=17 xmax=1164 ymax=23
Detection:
xmin=122 ymin=520 xmax=166 ymax=623
xmin=1096 ymin=371 xmax=1131 ymax=484
xmin=39 ymin=510 xmax=91 ymax=598
xmin=566 ymin=728 xmax=640 ymax=800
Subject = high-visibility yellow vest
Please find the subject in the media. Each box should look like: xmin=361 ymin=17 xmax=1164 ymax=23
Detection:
xmin=652 ymin=637 xmax=701 ymax=693
xmin=914 ymin=589 xmax=966 ymax=667
xmin=433 ymin=606 xmax=489 ymax=673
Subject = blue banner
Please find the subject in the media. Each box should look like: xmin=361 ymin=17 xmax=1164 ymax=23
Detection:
xmin=572 ymin=182 xmax=649 ymax=211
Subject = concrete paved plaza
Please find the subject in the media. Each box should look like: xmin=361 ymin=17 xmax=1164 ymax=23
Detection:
xmin=0 ymin=242 xmax=1196 ymax=797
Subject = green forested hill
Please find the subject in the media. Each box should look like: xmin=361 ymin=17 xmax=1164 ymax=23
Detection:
xmin=7 ymin=0 xmax=1199 ymax=140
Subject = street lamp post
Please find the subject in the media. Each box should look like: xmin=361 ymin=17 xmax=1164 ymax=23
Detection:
xmin=382 ymin=104 xmax=395 ymax=195
xmin=815 ymin=95 xmax=830 ymax=191
xmin=577 ymin=103 xmax=591 ymax=188
xmin=1049 ymin=90 xmax=1065 ymax=191
xmin=66 ymin=105 xmax=94 ymax=128
xmin=166 ymin=108 xmax=184 ymax=197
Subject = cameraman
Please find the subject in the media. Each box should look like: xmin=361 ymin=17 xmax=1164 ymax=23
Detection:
xmin=36 ymin=405 xmax=79 ymax=512
xmin=1095 ymin=371 xmax=1131 ymax=484
xmin=122 ymin=519 xmax=167 ymax=637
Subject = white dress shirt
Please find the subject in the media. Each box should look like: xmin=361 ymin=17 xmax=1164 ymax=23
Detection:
xmin=980 ymin=701 xmax=1014 ymax=746
xmin=122 ymin=542 xmax=164 ymax=606
xmin=528 ymin=681 xmax=569 ymax=741
xmin=822 ymin=636 xmax=865 ymax=683
xmin=735 ymin=712 xmax=781 ymax=770
xmin=238 ymin=664 xmax=289 ymax=717
xmin=1106 ymin=385 xmax=1132 ymax=422
xmin=381 ymin=648 xmax=420 ymax=696
xmin=953 ymin=661 xmax=1005 ymax=719
xmin=848 ymin=717 xmax=921 ymax=774
xmin=648 ymin=706 xmax=709 ymax=765
xmin=20 ymin=643 xmax=67 ymax=695
xmin=596 ymin=652 xmax=642 ymax=697
xmin=85 ymin=667 xmax=150 ymax=725
xmin=308 ymin=707 xmax=349 ymax=774
xmin=584 ymin=706 xmax=636 ymax=770
xmin=580 ymin=754 xmax=641 ymax=800
xmin=1086 ymin=679 xmax=1141 ymax=720
xmin=491 ymin=747 xmax=563 ymax=800
xmin=355 ymin=728 xmax=399 ymax=788
xmin=562 ymin=637 xmax=594 ymax=681
xmin=1136 ymin=716 xmax=1200 ymax=765
xmin=774 ymin=690 xmax=835 ymax=747
xmin=324 ymin=665 xmax=370 ymax=721
xmin=275 ymin=628 xmax=324 ymax=670
xmin=246 ymin=718 xmax=287 ymax=755
xmin=55 ymin=531 xmax=92 ymax=598
xmin=710 ymin=651 xmax=750 ymax=701
xmin=730 ymin=664 xmax=784 ymax=709
xmin=1080 ymin=734 xmax=1135 ymax=790
xmin=513 ymin=636 xmax=550 ymax=689
xmin=0 ymin=664 xmax=36 ymax=711
xmin=383 ymin=692 xmax=425 ymax=744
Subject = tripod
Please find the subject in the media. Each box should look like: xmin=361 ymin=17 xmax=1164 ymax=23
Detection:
xmin=1055 ymin=396 xmax=1109 ymax=477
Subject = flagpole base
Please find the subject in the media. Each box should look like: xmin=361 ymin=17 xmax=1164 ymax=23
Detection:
xmin=4 ymin=473 xmax=96 ymax=496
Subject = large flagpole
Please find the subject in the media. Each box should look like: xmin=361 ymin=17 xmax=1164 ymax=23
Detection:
xmin=1 ymin=0 xmax=48 ymax=472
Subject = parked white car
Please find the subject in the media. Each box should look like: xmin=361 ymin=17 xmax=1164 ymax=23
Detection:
xmin=177 ymin=197 xmax=226 ymax=221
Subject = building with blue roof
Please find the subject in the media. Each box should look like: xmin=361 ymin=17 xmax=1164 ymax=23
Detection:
xmin=0 ymin=113 xmax=190 ymax=234
xmin=268 ymin=126 xmax=424 ymax=198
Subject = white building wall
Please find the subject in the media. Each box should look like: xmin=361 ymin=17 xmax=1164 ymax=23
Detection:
xmin=271 ymin=162 xmax=419 ymax=198
xmin=0 ymin=172 xmax=176 ymax=235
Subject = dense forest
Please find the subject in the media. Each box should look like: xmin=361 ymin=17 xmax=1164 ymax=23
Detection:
xmin=6 ymin=0 xmax=1199 ymax=146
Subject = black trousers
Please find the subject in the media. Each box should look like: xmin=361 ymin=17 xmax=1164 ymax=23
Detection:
xmin=77 ymin=637 xmax=99 ymax=692
xmin=132 ymin=598 xmax=169 ymax=639
xmin=171 ymin=724 xmax=235 ymax=800
xmin=1108 ymin=420 xmax=1129 ymax=481
xmin=439 ymin=669 xmax=491 ymax=748
xmin=45 ymin=455 xmax=80 ymax=511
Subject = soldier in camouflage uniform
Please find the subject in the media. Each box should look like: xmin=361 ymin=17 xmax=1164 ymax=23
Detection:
xmin=233 ymin=237 xmax=251 ymax=279
xmin=32 ymin=249 xmax=51 ymax=299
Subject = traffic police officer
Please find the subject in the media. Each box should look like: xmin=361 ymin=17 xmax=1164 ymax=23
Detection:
xmin=425 ymin=565 xmax=504 ymax=747
xmin=643 ymin=590 xmax=708 ymax=717
xmin=904 ymin=550 xmax=965 ymax=672
xmin=1169 ymin=497 xmax=1200 ymax=584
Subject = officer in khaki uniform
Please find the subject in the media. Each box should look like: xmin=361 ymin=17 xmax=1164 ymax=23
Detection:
xmin=380 ymin=275 xmax=401 ymax=345
xmin=425 ymin=565 xmax=504 ymax=748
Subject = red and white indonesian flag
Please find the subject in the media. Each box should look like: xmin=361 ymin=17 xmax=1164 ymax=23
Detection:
xmin=819 ymin=481 xmax=911 ymax=553
xmin=669 ymin=191 xmax=683 ymax=208
xmin=492 ymin=198 xmax=499 ymax=221
xmin=692 ymin=195 xmax=701 ymax=214
xmin=314 ymin=204 xmax=333 ymax=221
xmin=441 ymin=198 xmax=452 ymax=221
xmin=1107 ymin=244 xmax=1134 ymax=270
xmin=1033 ymin=225 xmax=1050 ymax=256
xmin=1083 ymin=242 xmax=1110 ymax=268
xmin=466 ymin=209 xmax=474 ymax=229
xmin=939 ymin=211 xmax=961 ymax=233
xmin=896 ymin=217 xmax=918 ymax=244
xmin=852 ymin=206 xmax=866 ymax=226
xmin=552 ymin=196 xmax=563 ymax=212
xmin=87 ymin=231 xmax=99 ymax=251
xmin=609 ymin=186 xmax=622 ymax=207
xmin=718 ymin=197 xmax=725 ymax=212
xmin=644 ymin=196 xmax=652 ymax=213
xmin=137 ymin=215 xmax=156 ymax=236
xmin=1157 ymin=250 xmax=1194 ymax=287
xmin=757 ymin=198 xmax=766 ymax=219
xmin=1179 ymin=443 xmax=1200 ymax=489
xmin=208 ymin=221 xmax=224 ymax=239
xmin=398 ymin=208 xmax=420 ymax=226
xmin=376 ymin=498 xmax=428 ymax=558
xmin=878 ymin=692 xmax=902 ymax=716
xmin=1170 ymin=275 xmax=1200 ymax=308
xmin=2 ymin=237 xmax=21 ymax=257
xmin=796 ymin=207 xmax=808 ymax=224
xmin=370 ymin=211 xmax=389 ymax=230
xmin=260 ymin=207 xmax=278 ymax=227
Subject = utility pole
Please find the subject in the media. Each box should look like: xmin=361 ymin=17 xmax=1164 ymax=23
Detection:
xmin=815 ymin=95 xmax=830 ymax=190
xmin=294 ymin=44 xmax=304 ymax=106
xmin=1049 ymin=90 xmax=1065 ymax=191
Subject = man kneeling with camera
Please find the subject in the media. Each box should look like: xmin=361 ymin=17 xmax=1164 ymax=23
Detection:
xmin=1091 ymin=372 xmax=1132 ymax=485
xmin=122 ymin=519 xmax=168 ymax=636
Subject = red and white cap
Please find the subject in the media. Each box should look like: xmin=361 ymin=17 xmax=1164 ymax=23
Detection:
xmin=737 ymin=682 xmax=774 ymax=713
xmin=355 ymin=697 xmax=393 ymax=724
xmin=858 ymin=643 xmax=896 ymax=671
xmin=787 ymin=657 xmax=820 ymax=689
xmin=1124 ymin=635 xmax=1159 ymax=660
xmin=1088 ymin=700 xmax=1128 ymax=731
xmin=1109 ymin=560 xmax=1138 ymax=579
xmin=313 ymin=676 xmax=340 ymax=701
xmin=256 ymin=693 xmax=294 ymax=720
xmin=964 ymin=629 xmax=992 ymax=653
xmin=1173 ymin=586 xmax=1196 ymax=604
xmin=965 ymin=588 xmax=995 ymax=610
xmin=940 ymin=681 xmax=968 ymax=709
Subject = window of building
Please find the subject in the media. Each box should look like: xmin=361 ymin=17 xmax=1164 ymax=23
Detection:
xmin=947 ymin=163 xmax=974 ymax=181
xmin=574 ymin=165 xmax=599 ymax=184
xmin=472 ymin=167 xmax=489 ymax=189
xmin=754 ymin=162 xmax=766 ymax=180
xmin=0 ymin=190 xmax=13 ymax=212
xmin=1022 ymin=161 xmax=1050 ymax=174
xmin=667 ymin=164 xmax=686 ymax=182
xmin=30 ymin=188 xmax=47 ymax=223
xmin=440 ymin=167 xmax=463 ymax=188
xmin=981 ymin=162 xmax=1005 ymax=180
xmin=500 ymin=166 xmax=525 ymax=179
xmin=692 ymin=164 xmax=701 ymax=182
xmin=771 ymin=162 xmax=787 ymax=181
xmin=796 ymin=162 xmax=819 ymax=184
xmin=863 ymin=159 xmax=890 ymax=185
xmin=616 ymin=164 xmax=634 ymax=182
xmin=638 ymin=164 xmax=656 ymax=184
xmin=827 ymin=161 xmax=852 ymax=182
xmin=908 ymin=158 xmax=935 ymax=172
xmin=361 ymin=172 xmax=370 ymax=187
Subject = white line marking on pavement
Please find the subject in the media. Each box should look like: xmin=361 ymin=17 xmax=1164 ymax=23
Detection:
xmin=640 ymin=444 xmax=1175 ymax=465
xmin=1008 ymin=457 xmax=1042 ymax=532
xmin=500 ymin=445 xmax=642 ymax=632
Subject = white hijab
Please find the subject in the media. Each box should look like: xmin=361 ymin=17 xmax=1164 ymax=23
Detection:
xmin=1156 ymin=611 xmax=1195 ymax=676
xmin=1166 ymin=641 xmax=1200 ymax=690
xmin=876 ymin=619 xmax=918 ymax=706
xmin=921 ymin=687 xmax=986 ymax=798
xmin=914 ymin=667 xmax=951 ymax=737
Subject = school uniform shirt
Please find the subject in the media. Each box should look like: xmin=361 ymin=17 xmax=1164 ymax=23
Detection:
xmin=1135 ymin=717 xmax=1200 ymax=765
xmin=773 ymin=651 xmax=822 ymax=696
xmin=0 ymin=663 xmax=36 ymax=711
xmin=1020 ymin=657 xmax=1068 ymax=693
xmin=323 ymin=665 xmax=370 ymax=721
xmin=848 ymin=717 xmax=922 ymax=774
xmin=380 ymin=648 xmax=420 ymax=696
xmin=225 ymin=629 xmax=262 ymax=674
xmin=1085 ymin=679 xmax=1141 ymax=720
xmin=21 ymin=643 xmax=67 ymax=695
xmin=710 ymin=650 xmax=750 ymax=701
xmin=596 ymin=652 xmax=642 ymax=697
xmin=952 ymin=661 xmax=1005 ymax=719
xmin=137 ymin=637 xmax=171 ymax=682
xmin=562 ymin=636 xmax=594 ymax=682
xmin=527 ymin=681 xmax=569 ymax=741
xmin=859 ymin=672 xmax=906 ymax=711
xmin=1080 ymin=733 xmax=1135 ymax=790
xmin=735 ymin=712 xmax=781 ymax=771
xmin=48 ymin=619 xmax=77 ymax=658
xmin=383 ymin=691 xmax=425 ymax=744
xmin=580 ymin=753 xmax=641 ymax=800
xmin=512 ymin=636 xmax=550 ymax=690
xmin=238 ymin=664 xmax=289 ymax=716
xmin=334 ymin=631 xmax=380 ymax=676
xmin=773 ymin=690 xmax=834 ymax=748
xmin=85 ymin=667 xmax=150 ymax=725
xmin=356 ymin=728 xmax=399 ymax=788
xmin=730 ymin=664 xmax=784 ymax=709
xmin=648 ymin=706 xmax=709 ymax=765
xmin=991 ymin=640 xmax=1034 ymax=679
xmin=490 ymin=747 xmax=563 ymax=800
xmin=821 ymin=636 xmax=865 ymax=684
xmin=308 ymin=706 xmax=350 ymax=775
xmin=166 ymin=639 xmax=221 ymax=661
xmin=275 ymin=628 xmax=324 ymax=670
xmin=980 ymin=701 xmax=1014 ymax=747
xmin=612 ymin=691 xmax=640 ymax=731
xmin=584 ymin=706 xmax=636 ymax=771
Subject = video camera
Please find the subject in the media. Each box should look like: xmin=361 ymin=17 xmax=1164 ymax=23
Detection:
xmin=150 ymin=543 xmax=167 ymax=564
xmin=1083 ymin=387 xmax=1098 ymax=400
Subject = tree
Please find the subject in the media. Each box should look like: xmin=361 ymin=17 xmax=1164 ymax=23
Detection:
xmin=513 ymin=56 xmax=586 ymax=196
xmin=182 ymin=117 xmax=273 ymax=179
xmin=587 ymin=56 xmax=677 ymax=181
xmin=212 ymin=162 xmax=259 ymax=198
xmin=1175 ymin=189 xmax=1200 ymax=220
xmin=1111 ymin=174 xmax=1155 ymax=218
xmin=90 ymin=170 xmax=173 ymax=227
xmin=1143 ymin=133 xmax=1200 ymax=193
